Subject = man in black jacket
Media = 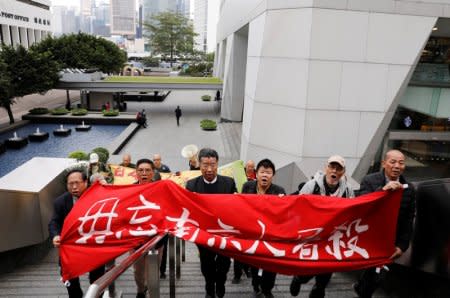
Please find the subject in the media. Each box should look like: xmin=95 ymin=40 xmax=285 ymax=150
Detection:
xmin=48 ymin=169 xmax=105 ymax=298
xmin=241 ymin=158 xmax=285 ymax=298
xmin=185 ymin=148 xmax=237 ymax=298
xmin=353 ymin=149 xmax=415 ymax=298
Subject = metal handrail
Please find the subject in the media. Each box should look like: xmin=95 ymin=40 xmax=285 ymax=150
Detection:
xmin=85 ymin=234 xmax=165 ymax=298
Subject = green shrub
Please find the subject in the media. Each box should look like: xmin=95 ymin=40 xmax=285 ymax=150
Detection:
xmin=50 ymin=108 xmax=70 ymax=115
xmin=102 ymin=109 xmax=119 ymax=117
xmin=68 ymin=150 xmax=89 ymax=160
xmin=71 ymin=108 xmax=88 ymax=116
xmin=200 ymin=119 xmax=217 ymax=130
xmin=92 ymin=147 xmax=110 ymax=162
xmin=201 ymin=95 xmax=212 ymax=101
xmin=29 ymin=107 xmax=49 ymax=115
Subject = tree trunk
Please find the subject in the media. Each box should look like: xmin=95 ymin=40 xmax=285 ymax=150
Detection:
xmin=5 ymin=103 xmax=14 ymax=124
xmin=65 ymin=89 xmax=71 ymax=109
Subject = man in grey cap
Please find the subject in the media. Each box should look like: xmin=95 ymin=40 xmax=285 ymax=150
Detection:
xmin=290 ymin=155 xmax=355 ymax=298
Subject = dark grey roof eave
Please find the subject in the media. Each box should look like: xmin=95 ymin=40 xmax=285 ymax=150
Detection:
xmin=56 ymin=81 xmax=223 ymax=91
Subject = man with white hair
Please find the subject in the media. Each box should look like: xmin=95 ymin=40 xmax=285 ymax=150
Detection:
xmin=290 ymin=155 xmax=355 ymax=298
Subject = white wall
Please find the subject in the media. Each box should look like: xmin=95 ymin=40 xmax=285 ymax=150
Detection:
xmin=217 ymin=0 xmax=439 ymax=181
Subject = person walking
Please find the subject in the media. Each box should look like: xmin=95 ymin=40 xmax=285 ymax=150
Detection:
xmin=289 ymin=155 xmax=355 ymax=298
xmin=185 ymin=148 xmax=237 ymax=298
xmin=175 ymin=105 xmax=182 ymax=126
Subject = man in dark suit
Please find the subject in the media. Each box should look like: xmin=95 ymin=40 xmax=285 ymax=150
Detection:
xmin=185 ymin=148 xmax=237 ymax=298
xmin=353 ymin=149 xmax=415 ymax=298
xmin=48 ymin=169 xmax=105 ymax=298
xmin=241 ymin=158 xmax=285 ymax=298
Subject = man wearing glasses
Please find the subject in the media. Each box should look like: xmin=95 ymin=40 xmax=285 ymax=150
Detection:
xmin=186 ymin=148 xmax=237 ymax=298
xmin=290 ymin=155 xmax=355 ymax=298
xmin=49 ymin=169 xmax=105 ymax=297
xmin=133 ymin=158 xmax=166 ymax=298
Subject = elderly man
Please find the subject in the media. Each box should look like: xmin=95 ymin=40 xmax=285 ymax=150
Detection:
xmin=48 ymin=169 xmax=105 ymax=298
xmin=186 ymin=148 xmax=237 ymax=298
xmin=241 ymin=158 xmax=285 ymax=298
xmin=132 ymin=158 xmax=166 ymax=298
xmin=153 ymin=153 xmax=171 ymax=173
xmin=353 ymin=150 xmax=415 ymax=298
xmin=245 ymin=160 xmax=256 ymax=181
xmin=120 ymin=153 xmax=135 ymax=168
xmin=290 ymin=155 xmax=355 ymax=298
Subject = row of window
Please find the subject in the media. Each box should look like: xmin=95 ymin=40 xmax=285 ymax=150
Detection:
xmin=34 ymin=18 xmax=50 ymax=26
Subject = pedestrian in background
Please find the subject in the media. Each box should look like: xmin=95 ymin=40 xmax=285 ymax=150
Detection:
xmin=175 ymin=105 xmax=182 ymax=126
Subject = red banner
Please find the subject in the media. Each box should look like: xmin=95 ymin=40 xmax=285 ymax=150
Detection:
xmin=59 ymin=180 xmax=402 ymax=281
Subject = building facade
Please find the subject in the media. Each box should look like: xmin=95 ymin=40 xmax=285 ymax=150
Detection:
xmin=110 ymin=0 xmax=135 ymax=38
xmin=193 ymin=0 xmax=218 ymax=53
xmin=0 ymin=0 xmax=52 ymax=48
xmin=215 ymin=0 xmax=450 ymax=182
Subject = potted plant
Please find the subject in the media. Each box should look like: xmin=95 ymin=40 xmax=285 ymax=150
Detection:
xmin=201 ymin=94 xmax=211 ymax=101
xmin=200 ymin=119 xmax=217 ymax=131
xmin=29 ymin=107 xmax=49 ymax=115
xmin=71 ymin=108 xmax=88 ymax=116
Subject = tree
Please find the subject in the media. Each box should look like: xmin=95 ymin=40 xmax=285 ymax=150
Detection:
xmin=0 ymin=45 xmax=59 ymax=124
xmin=144 ymin=12 xmax=197 ymax=61
xmin=33 ymin=32 xmax=127 ymax=74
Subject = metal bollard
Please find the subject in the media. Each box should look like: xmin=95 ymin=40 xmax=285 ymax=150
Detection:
xmin=146 ymin=249 xmax=160 ymax=298
xmin=181 ymin=239 xmax=186 ymax=262
xmin=175 ymin=237 xmax=181 ymax=279
xmin=168 ymin=236 xmax=176 ymax=298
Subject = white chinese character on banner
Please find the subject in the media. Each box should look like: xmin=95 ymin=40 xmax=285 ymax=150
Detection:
xmin=325 ymin=218 xmax=369 ymax=260
xmin=76 ymin=197 xmax=119 ymax=244
xmin=206 ymin=218 xmax=241 ymax=250
xmin=166 ymin=207 xmax=200 ymax=238
xmin=127 ymin=194 xmax=161 ymax=237
xmin=245 ymin=220 xmax=285 ymax=257
xmin=292 ymin=227 xmax=323 ymax=260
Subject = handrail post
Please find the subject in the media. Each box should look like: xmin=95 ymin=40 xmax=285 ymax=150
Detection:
xmin=175 ymin=237 xmax=181 ymax=279
xmin=146 ymin=249 xmax=160 ymax=298
xmin=181 ymin=239 xmax=186 ymax=262
xmin=168 ymin=236 xmax=176 ymax=298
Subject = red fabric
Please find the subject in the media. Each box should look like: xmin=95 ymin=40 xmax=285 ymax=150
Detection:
xmin=59 ymin=180 xmax=402 ymax=281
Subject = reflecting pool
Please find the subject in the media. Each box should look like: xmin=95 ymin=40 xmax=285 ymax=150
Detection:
xmin=0 ymin=123 xmax=126 ymax=177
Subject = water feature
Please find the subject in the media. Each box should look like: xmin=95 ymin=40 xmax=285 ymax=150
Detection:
xmin=0 ymin=123 xmax=126 ymax=177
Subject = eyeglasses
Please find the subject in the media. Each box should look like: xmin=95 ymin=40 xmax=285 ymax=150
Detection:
xmin=200 ymin=162 xmax=217 ymax=169
xmin=137 ymin=168 xmax=153 ymax=173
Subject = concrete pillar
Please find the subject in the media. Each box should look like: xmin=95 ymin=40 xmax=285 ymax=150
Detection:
xmin=220 ymin=26 xmax=248 ymax=122
xmin=19 ymin=27 xmax=28 ymax=48
xmin=1 ymin=25 xmax=11 ymax=46
xmin=10 ymin=26 xmax=20 ymax=47
xmin=27 ymin=28 xmax=35 ymax=46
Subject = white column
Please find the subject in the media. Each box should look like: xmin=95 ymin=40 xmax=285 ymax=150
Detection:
xmin=27 ymin=28 xmax=35 ymax=46
xmin=10 ymin=26 xmax=20 ymax=47
xmin=34 ymin=30 xmax=42 ymax=43
xmin=1 ymin=25 xmax=11 ymax=46
xmin=19 ymin=27 xmax=28 ymax=48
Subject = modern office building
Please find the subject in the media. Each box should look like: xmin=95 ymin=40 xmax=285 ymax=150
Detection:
xmin=0 ymin=0 xmax=52 ymax=48
xmin=110 ymin=0 xmax=136 ymax=38
xmin=52 ymin=5 xmax=80 ymax=36
xmin=142 ymin=0 xmax=190 ymax=20
xmin=193 ymin=0 xmax=218 ymax=53
xmin=215 ymin=0 xmax=450 ymax=182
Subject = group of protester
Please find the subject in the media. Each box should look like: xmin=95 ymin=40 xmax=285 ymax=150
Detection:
xmin=49 ymin=147 xmax=414 ymax=298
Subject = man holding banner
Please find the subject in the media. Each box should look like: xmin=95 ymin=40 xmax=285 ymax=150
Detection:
xmin=290 ymin=155 xmax=355 ymax=298
xmin=353 ymin=150 xmax=415 ymax=298
xmin=186 ymin=148 xmax=237 ymax=298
